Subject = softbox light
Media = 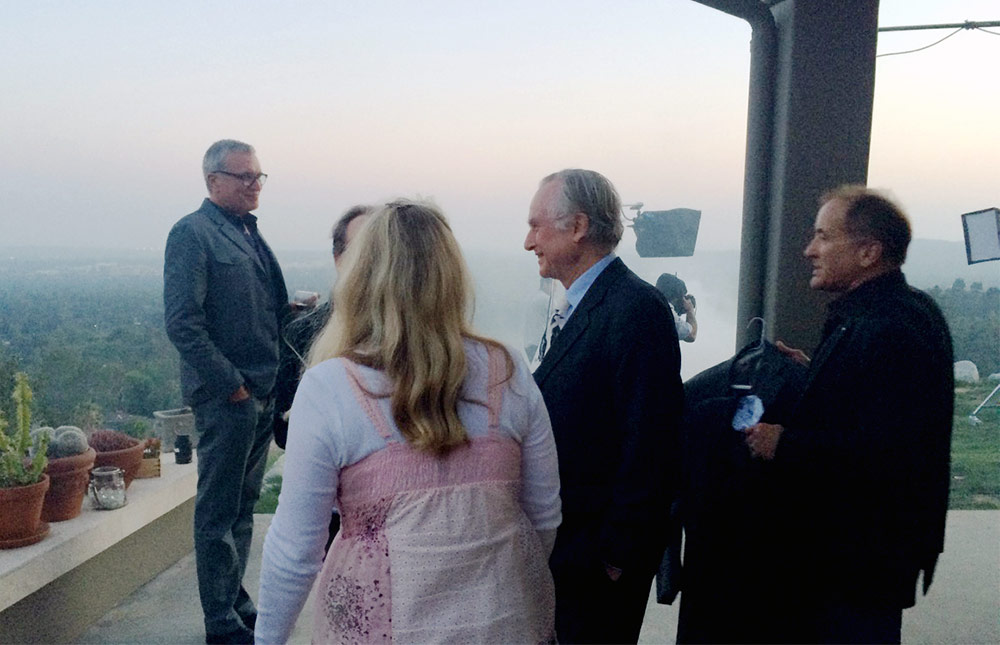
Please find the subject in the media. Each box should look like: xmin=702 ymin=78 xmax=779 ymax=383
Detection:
xmin=961 ymin=207 xmax=1000 ymax=265
xmin=632 ymin=208 xmax=701 ymax=257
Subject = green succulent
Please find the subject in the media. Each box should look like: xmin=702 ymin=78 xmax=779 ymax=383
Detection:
xmin=0 ymin=373 xmax=49 ymax=488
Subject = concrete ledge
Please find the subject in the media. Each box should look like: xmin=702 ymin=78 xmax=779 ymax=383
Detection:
xmin=0 ymin=458 xmax=197 ymax=643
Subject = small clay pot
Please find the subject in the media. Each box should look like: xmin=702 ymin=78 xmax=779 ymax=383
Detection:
xmin=42 ymin=447 xmax=97 ymax=522
xmin=93 ymin=440 xmax=146 ymax=489
xmin=0 ymin=474 xmax=50 ymax=549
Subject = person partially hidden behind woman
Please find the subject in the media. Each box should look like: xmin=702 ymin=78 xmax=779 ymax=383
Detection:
xmin=655 ymin=272 xmax=698 ymax=342
xmin=255 ymin=199 xmax=562 ymax=644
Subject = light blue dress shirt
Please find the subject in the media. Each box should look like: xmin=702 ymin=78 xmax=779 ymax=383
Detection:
xmin=563 ymin=253 xmax=616 ymax=322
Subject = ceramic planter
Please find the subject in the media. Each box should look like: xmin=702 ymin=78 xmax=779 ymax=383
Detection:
xmin=153 ymin=407 xmax=196 ymax=452
xmin=0 ymin=474 xmax=50 ymax=549
xmin=41 ymin=447 xmax=97 ymax=522
xmin=93 ymin=441 xmax=146 ymax=489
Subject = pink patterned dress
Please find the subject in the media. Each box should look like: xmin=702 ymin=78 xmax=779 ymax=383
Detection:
xmin=311 ymin=349 xmax=556 ymax=644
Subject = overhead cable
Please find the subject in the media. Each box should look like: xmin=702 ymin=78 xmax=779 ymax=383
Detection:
xmin=877 ymin=27 xmax=962 ymax=58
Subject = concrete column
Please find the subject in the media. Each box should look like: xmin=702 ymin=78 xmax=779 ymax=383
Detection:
xmin=736 ymin=0 xmax=880 ymax=350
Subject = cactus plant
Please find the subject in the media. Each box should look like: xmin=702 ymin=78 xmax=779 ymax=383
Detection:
xmin=39 ymin=424 xmax=95 ymax=523
xmin=29 ymin=426 xmax=54 ymax=456
xmin=29 ymin=426 xmax=91 ymax=460
xmin=0 ymin=373 xmax=49 ymax=488
xmin=55 ymin=425 xmax=83 ymax=438
xmin=49 ymin=426 xmax=89 ymax=459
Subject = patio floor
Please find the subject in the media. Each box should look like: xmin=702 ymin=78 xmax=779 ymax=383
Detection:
xmin=76 ymin=511 xmax=999 ymax=644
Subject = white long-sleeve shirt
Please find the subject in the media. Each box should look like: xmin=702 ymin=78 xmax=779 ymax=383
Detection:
xmin=255 ymin=340 xmax=561 ymax=644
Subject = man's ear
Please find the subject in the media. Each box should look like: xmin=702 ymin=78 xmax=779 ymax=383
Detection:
xmin=571 ymin=213 xmax=589 ymax=243
xmin=857 ymin=239 xmax=883 ymax=268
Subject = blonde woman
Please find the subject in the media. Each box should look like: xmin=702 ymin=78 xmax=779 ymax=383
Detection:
xmin=256 ymin=200 xmax=561 ymax=644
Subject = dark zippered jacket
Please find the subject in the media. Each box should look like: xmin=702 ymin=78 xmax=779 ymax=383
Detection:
xmin=777 ymin=269 xmax=954 ymax=609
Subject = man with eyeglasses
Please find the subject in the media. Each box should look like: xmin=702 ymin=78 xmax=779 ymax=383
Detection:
xmin=164 ymin=139 xmax=287 ymax=645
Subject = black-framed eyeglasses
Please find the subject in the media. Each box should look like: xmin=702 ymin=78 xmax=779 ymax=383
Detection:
xmin=213 ymin=171 xmax=268 ymax=187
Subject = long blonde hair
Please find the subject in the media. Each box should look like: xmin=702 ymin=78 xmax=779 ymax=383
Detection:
xmin=307 ymin=199 xmax=510 ymax=454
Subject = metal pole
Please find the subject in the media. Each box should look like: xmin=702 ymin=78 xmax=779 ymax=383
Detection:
xmin=691 ymin=0 xmax=778 ymax=349
xmin=970 ymin=382 xmax=1000 ymax=417
xmin=879 ymin=20 xmax=1000 ymax=32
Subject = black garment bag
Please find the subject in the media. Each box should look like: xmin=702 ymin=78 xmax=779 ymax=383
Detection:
xmin=659 ymin=340 xmax=810 ymax=644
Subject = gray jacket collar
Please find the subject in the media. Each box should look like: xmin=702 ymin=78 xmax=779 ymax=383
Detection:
xmin=199 ymin=198 xmax=267 ymax=273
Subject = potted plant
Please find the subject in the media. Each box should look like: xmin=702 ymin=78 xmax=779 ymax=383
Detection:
xmin=36 ymin=425 xmax=96 ymax=522
xmin=89 ymin=429 xmax=146 ymax=488
xmin=136 ymin=437 xmax=162 ymax=479
xmin=0 ymin=373 xmax=50 ymax=549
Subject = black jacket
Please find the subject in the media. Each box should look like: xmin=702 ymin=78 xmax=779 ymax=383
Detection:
xmin=534 ymin=257 xmax=684 ymax=575
xmin=273 ymin=302 xmax=331 ymax=448
xmin=777 ymin=270 xmax=954 ymax=608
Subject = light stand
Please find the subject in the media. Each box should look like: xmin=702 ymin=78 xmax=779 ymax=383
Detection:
xmin=960 ymin=207 xmax=1000 ymax=424
xmin=969 ymin=383 xmax=1000 ymax=425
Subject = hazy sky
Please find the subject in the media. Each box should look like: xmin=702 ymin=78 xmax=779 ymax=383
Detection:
xmin=1 ymin=0 xmax=997 ymax=255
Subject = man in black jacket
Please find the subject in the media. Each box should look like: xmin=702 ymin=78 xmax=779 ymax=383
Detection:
xmin=526 ymin=169 xmax=683 ymax=643
xmin=273 ymin=204 xmax=373 ymax=449
xmin=164 ymin=140 xmax=287 ymax=644
xmin=746 ymin=185 xmax=953 ymax=644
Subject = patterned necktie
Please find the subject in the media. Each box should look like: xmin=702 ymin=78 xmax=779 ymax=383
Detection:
xmin=537 ymin=299 xmax=568 ymax=363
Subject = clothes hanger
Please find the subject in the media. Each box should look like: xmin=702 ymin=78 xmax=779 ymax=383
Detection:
xmin=748 ymin=316 xmax=766 ymax=350
xmin=732 ymin=317 xmax=767 ymax=391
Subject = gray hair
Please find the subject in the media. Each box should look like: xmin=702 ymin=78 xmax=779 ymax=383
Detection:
xmin=542 ymin=169 xmax=624 ymax=251
xmin=202 ymin=139 xmax=255 ymax=188
xmin=820 ymin=184 xmax=912 ymax=267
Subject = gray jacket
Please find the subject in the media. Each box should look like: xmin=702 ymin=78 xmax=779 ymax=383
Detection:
xmin=164 ymin=199 xmax=287 ymax=405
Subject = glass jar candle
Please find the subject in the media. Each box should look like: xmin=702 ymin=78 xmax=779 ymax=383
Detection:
xmin=90 ymin=466 xmax=127 ymax=510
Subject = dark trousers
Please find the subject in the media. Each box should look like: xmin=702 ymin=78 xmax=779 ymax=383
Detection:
xmin=813 ymin=602 xmax=903 ymax=644
xmin=192 ymin=395 xmax=274 ymax=635
xmin=552 ymin=563 xmax=653 ymax=644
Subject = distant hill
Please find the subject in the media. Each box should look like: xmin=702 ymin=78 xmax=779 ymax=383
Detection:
xmin=2 ymin=237 xmax=990 ymax=289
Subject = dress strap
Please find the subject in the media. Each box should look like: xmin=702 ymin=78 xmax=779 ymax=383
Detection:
xmin=343 ymin=360 xmax=396 ymax=443
xmin=486 ymin=345 xmax=505 ymax=430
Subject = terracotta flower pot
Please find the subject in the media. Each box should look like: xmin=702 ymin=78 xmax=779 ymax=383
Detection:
xmin=93 ymin=441 xmax=146 ymax=489
xmin=42 ymin=447 xmax=97 ymax=522
xmin=0 ymin=474 xmax=50 ymax=549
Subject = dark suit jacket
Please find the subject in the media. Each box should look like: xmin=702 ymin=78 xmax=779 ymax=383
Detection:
xmin=164 ymin=198 xmax=288 ymax=406
xmin=777 ymin=270 xmax=953 ymax=609
xmin=535 ymin=257 xmax=683 ymax=576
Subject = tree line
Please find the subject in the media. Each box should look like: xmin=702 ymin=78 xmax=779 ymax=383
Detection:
xmin=0 ymin=274 xmax=180 ymax=428
xmin=927 ymin=280 xmax=1000 ymax=378
xmin=0 ymin=269 xmax=996 ymax=428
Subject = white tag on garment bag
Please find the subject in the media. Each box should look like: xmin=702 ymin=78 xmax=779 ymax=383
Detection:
xmin=732 ymin=395 xmax=764 ymax=431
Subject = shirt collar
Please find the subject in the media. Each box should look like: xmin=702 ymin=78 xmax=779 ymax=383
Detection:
xmin=564 ymin=253 xmax=616 ymax=318
xmin=206 ymin=198 xmax=257 ymax=230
